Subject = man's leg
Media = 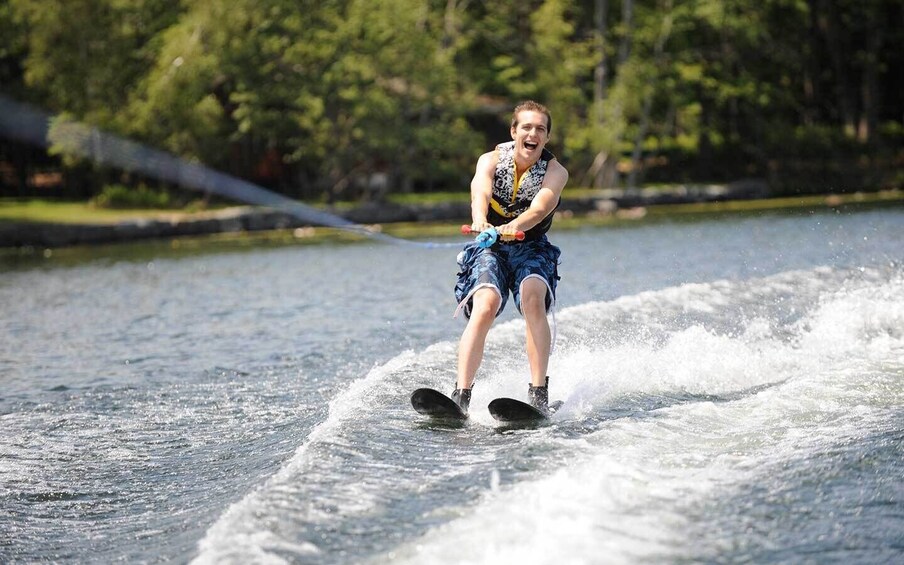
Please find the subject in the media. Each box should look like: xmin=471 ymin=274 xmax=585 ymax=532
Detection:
xmin=456 ymin=287 xmax=501 ymax=390
xmin=520 ymin=276 xmax=551 ymax=387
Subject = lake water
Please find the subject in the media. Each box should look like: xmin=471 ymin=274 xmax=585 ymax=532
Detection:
xmin=1 ymin=206 xmax=902 ymax=564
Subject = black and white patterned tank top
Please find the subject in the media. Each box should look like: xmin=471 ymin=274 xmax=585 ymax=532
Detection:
xmin=488 ymin=141 xmax=557 ymax=239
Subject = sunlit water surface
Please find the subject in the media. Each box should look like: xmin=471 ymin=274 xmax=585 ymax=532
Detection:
xmin=1 ymin=207 xmax=902 ymax=563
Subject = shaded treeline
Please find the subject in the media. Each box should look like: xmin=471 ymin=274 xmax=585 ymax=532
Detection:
xmin=1 ymin=0 xmax=901 ymax=202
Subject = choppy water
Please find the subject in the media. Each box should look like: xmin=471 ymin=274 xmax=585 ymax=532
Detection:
xmin=1 ymin=207 xmax=902 ymax=564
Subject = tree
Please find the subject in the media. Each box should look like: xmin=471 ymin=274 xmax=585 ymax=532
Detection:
xmin=10 ymin=0 xmax=178 ymax=127
xmin=311 ymin=0 xmax=482 ymax=199
xmin=2 ymin=0 xmax=901 ymax=200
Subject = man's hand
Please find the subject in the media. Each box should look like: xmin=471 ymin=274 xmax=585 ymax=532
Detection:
xmin=470 ymin=221 xmax=494 ymax=234
xmin=497 ymin=223 xmax=521 ymax=241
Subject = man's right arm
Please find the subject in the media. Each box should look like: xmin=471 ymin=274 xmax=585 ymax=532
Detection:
xmin=469 ymin=151 xmax=496 ymax=232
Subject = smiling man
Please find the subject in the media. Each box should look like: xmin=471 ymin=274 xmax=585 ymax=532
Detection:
xmin=451 ymin=100 xmax=569 ymax=415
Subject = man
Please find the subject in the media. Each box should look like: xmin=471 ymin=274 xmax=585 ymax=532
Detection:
xmin=452 ymin=100 xmax=568 ymax=415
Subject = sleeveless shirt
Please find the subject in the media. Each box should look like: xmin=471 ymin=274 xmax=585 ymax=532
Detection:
xmin=487 ymin=141 xmax=558 ymax=240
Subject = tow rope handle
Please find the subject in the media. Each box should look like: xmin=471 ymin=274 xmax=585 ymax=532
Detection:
xmin=460 ymin=225 xmax=525 ymax=248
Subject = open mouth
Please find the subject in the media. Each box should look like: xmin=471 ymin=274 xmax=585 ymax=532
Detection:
xmin=524 ymin=141 xmax=539 ymax=151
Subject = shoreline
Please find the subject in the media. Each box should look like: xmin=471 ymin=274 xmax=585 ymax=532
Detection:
xmin=1 ymin=187 xmax=901 ymax=250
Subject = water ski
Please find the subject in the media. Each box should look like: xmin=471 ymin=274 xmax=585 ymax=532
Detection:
xmin=411 ymin=388 xmax=468 ymax=420
xmin=488 ymin=398 xmax=563 ymax=423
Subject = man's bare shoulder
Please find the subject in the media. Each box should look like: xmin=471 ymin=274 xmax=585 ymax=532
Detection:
xmin=548 ymin=157 xmax=568 ymax=176
xmin=478 ymin=148 xmax=499 ymax=164
xmin=475 ymin=149 xmax=499 ymax=174
xmin=546 ymin=158 xmax=569 ymax=188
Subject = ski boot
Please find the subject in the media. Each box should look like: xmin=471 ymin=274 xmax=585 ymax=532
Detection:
xmin=528 ymin=377 xmax=550 ymax=414
xmin=451 ymin=387 xmax=472 ymax=415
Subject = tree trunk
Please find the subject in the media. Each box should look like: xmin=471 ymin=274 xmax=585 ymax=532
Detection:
xmin=592 ymin=0 xmax=608 ymax=188
xmin=816 ymin=0 xmax=857 ymax=137
xmin=857 ymin=6 xmax=883 ymax=144
xmin=619 ymin=0 xmax=633 ymax=65
xmin=580 ymin=149 xmax=610 ymax=190
xmin=802 ymin=5 xmax=821 ymax=126
xmin=628 ymin=7 xmax=672 ymax=188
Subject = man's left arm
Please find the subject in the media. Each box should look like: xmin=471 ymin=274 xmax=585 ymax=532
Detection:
xmin=499 ymin=161 xmax=568 ymax=237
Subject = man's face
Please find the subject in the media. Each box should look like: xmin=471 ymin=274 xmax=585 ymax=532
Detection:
xmin=510 ymin=110 xmax=549 ymax=164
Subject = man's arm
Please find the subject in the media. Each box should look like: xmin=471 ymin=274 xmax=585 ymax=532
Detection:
xmin=469 ymin=151 xmax=497 ymax=233
xmin=500 ymin=160 xmax=568 ymax=236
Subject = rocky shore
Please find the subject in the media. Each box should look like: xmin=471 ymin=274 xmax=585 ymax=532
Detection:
xmin=0 ymin=180 xmax=795 ymax=249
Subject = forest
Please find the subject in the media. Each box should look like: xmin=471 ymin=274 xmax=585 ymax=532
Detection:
xmin=1 ymin=0 xmax=902 ymax=204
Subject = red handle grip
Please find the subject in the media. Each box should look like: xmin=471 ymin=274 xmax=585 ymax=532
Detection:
xmin=460 ymin=225 xmax=525 ymax=241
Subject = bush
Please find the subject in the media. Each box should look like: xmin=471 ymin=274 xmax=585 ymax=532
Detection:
xmin=91 ymin=184 xmax=174 ymax=209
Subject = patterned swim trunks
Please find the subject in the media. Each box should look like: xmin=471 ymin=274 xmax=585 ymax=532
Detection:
xmin=454 ymin=236 xmax=561 ymax=318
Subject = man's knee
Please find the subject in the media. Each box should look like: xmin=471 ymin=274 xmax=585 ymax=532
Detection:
xmin=519 ymin=278 xmax=549 ymax=314
xmin=471 ymin=287 xmax=501 ymax=319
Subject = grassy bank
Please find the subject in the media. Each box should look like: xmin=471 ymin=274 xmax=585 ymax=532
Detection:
xmin=2 ymin=189 xmax=901 ymax=227
xmin=1 ymin=189 xmax=901 ymax=269
xmin=0 ymin=198 xmax=245 ymax=225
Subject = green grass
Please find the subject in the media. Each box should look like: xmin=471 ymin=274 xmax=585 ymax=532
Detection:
xmin=1 ymin=189 xmax=901 ymax=227
xmin=388 ymin=191 xmax=469 ymax=205
xmin=643 ymin=190 xmax=904 ymax=216
xmin=0 ymin=199 xmax=191 ymax=225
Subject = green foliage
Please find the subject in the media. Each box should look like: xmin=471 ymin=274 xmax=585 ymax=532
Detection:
xmin=0 ymin=1 xmax=27 ymax=97
xmin=3 ymin=0 xmax=902 ymax=200
xmin=9 ymin=0 xmax=179 ymax=127
xmin=91 ymin=183 xmax=173 ymax=209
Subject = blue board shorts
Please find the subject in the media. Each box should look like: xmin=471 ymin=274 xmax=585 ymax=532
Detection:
xmin=454 ymin=236 xmax=561 ymax=319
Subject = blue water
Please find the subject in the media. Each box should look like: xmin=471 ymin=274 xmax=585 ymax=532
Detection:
xmin=1 ymin=207 xmax=902 ymax=563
